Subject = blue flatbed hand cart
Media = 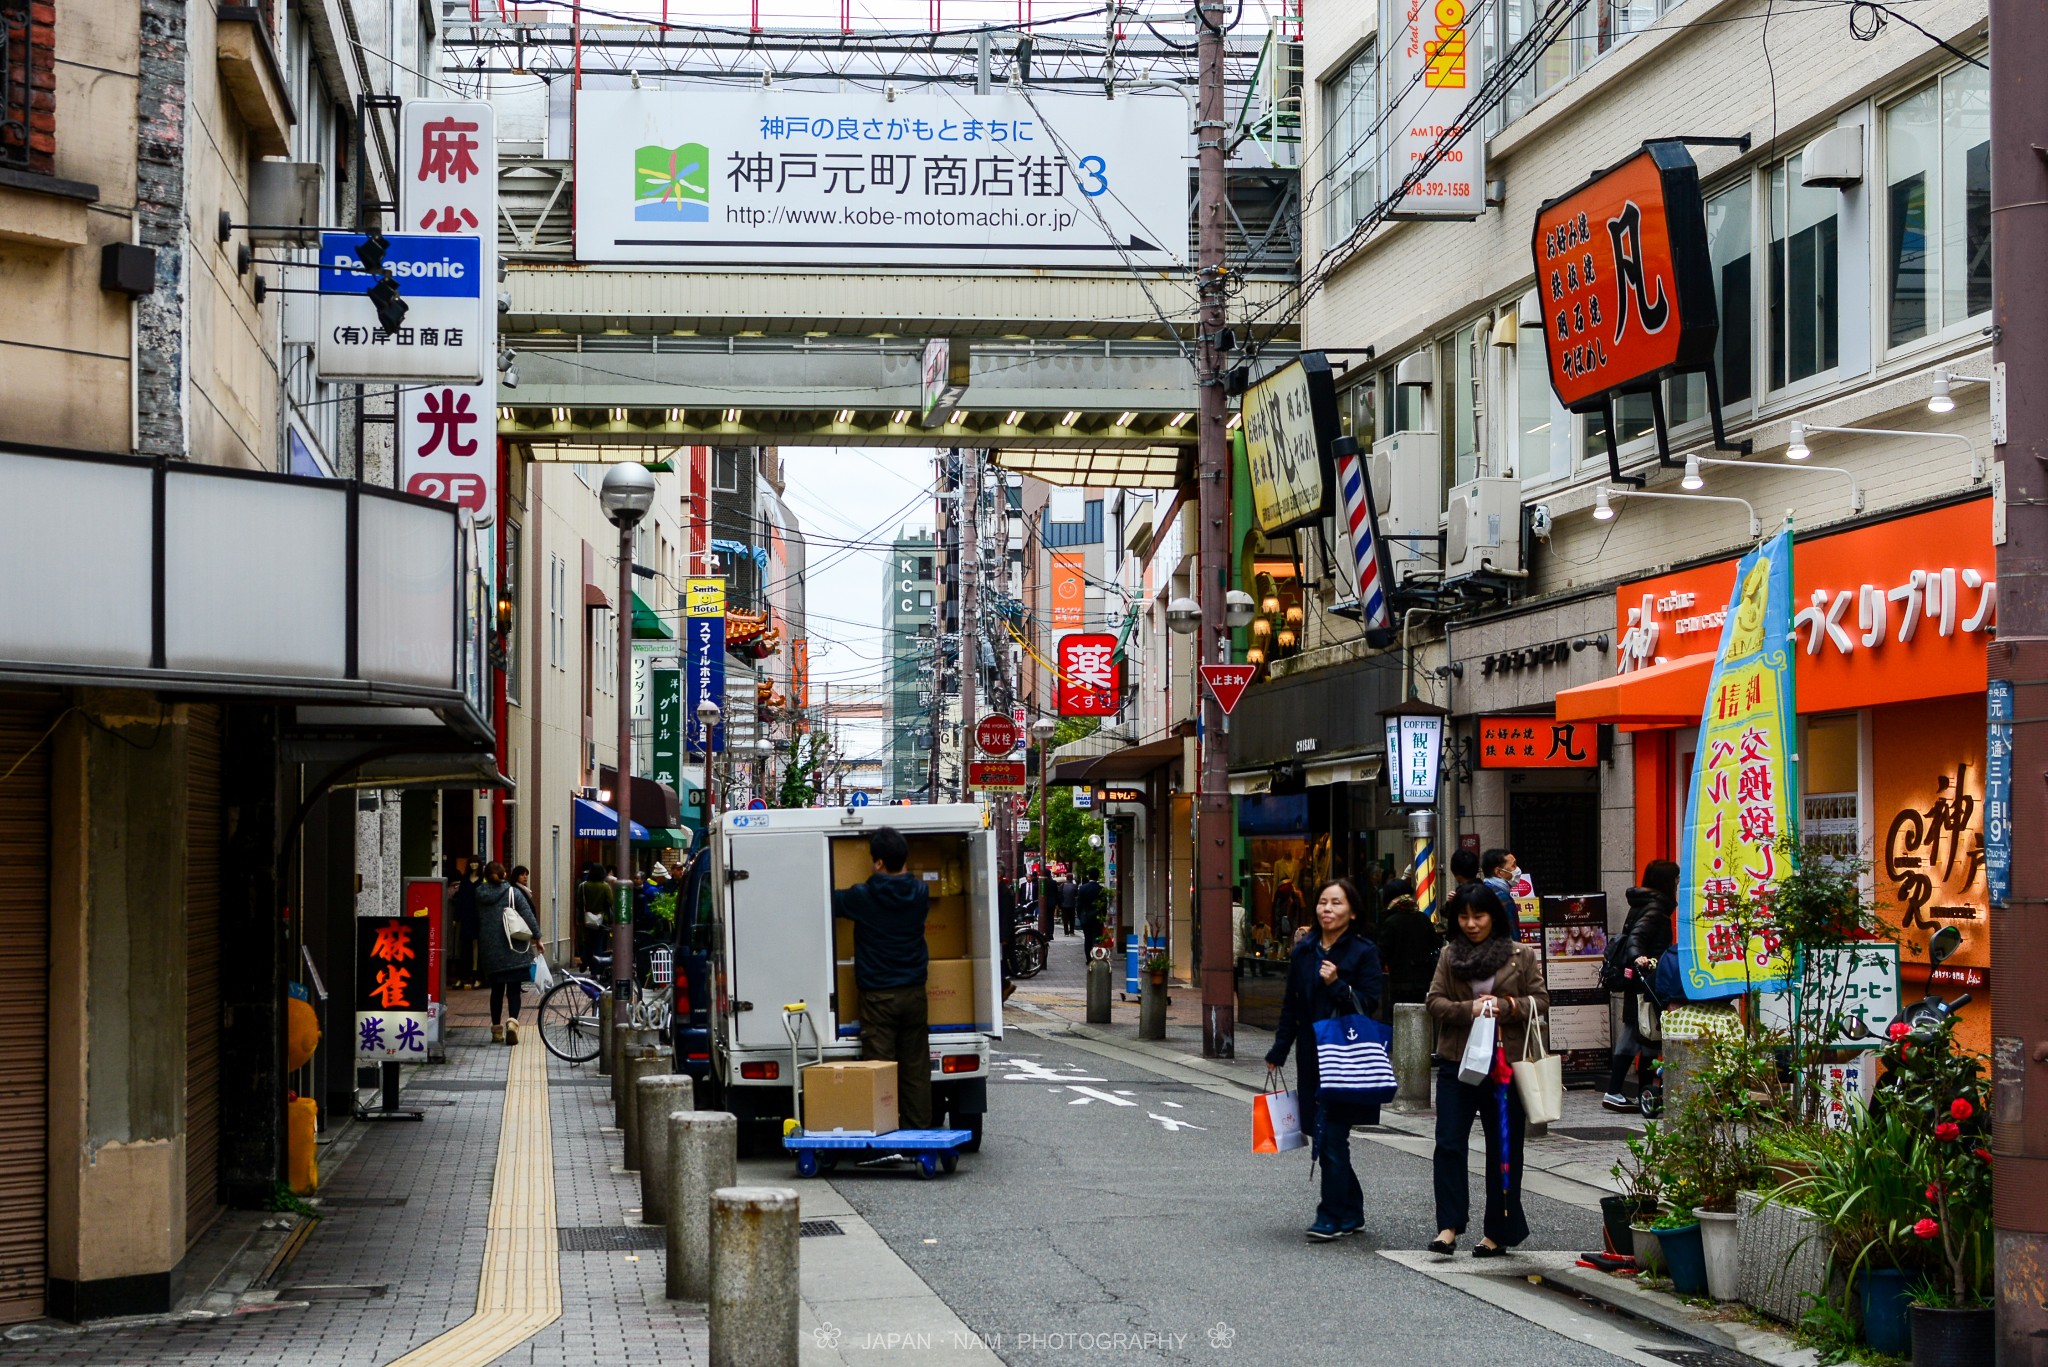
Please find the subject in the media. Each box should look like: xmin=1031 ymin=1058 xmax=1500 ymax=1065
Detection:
xmin=780 ymin=1002 xmax=973 ymax=1179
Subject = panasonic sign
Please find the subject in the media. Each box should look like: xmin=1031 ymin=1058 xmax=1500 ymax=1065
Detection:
xmin=315 ymin=232 xmax=488 ymax=382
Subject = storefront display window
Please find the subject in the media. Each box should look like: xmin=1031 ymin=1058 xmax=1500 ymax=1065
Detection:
xmin=1801 ymin=713 xmax=1860 ymax=864
xmin=1239 ymin=794 xmax=1323 ymax=957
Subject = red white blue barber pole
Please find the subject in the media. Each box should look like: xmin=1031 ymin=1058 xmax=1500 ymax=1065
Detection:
xmin=1333 ymin=436 xmax=1394 ymax=640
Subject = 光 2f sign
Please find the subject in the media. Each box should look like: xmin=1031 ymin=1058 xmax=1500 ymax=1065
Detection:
xmin=1386 ymin=0 xmax=1485 ymax=219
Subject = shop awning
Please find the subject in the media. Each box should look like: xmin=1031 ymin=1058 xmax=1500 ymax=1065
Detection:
xmin=1228 ymin=752 xmax=1383 ymax=796
xmin=1048 ymin=734 xmax=1183 ymax=786
xmin=632 ymin=590 xmax=674 ymax=640
xmin=644 ymin=826 xmax=692 ymax=849
xmin=1555 ymin=653 xmax=1714 ymax=728
xmin=599 ymin=766 xmax=681 ymax=825
xmin=573 ymin=797 xmax=649 ymax=842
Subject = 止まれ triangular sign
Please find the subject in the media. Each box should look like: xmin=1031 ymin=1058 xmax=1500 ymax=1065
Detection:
xmin=1200 ymin=664 xmax=1258 ymax=715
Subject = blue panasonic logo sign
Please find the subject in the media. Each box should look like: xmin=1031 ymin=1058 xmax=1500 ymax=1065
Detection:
xmin=318 ymin=232 xmax=482 ymax=299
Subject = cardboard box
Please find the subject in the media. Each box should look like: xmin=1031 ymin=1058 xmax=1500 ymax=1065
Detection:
xmin=926 ymin=957 xmax=979 ymax=1032
xmin=924 ymin=894 xmax=970 ymax=959
xmin=834 ymin=917 xmax=855 ymax=959
xmin=803 ymin=1060 xmax=898 ymax=1134
xmin=834 ymin=964 xmax=861 ymax=1035
xmin=831 ymin=837 xmax=874 ymax=890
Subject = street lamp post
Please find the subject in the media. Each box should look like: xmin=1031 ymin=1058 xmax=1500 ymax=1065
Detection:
xmin=1032 ymin=715 xmax=1058 ymax=937
xmin=696 ymin=697 xmax=721 ymax=839
xmin=599 ymin=463 xmax=656 ymax=1001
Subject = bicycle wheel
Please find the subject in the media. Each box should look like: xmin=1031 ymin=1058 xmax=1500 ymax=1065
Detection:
xmin=537 ymin=978 xmax=603 ymax=1063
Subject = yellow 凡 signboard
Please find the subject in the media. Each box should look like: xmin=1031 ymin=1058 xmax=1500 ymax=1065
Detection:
xmin=1676 ymin=528 xmax=1798 ymax=999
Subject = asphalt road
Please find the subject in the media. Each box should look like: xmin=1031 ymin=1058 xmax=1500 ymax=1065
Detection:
xmin=824 ymin=1029 xmax=1622 ymax=1367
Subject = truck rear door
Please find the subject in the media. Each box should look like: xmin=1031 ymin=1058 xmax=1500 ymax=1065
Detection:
xmin=724 ymin=828 xmax=832 ymax=1055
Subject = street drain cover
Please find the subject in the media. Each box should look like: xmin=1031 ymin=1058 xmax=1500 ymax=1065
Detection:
xmin=1550 ymin=1126 xmax=1642 ymax=1142
xmin=558 ymin=1226 xmax=665 ymax=1251
xmin=278 ymin=1285 xmax=387 ymax=1300
xmin=1644 ymin=1350 xmax=1762 ymax=1367
xmin=799 ymin=1220 xmax=845 ymax=1238
xmin=317 ymin=1197 xmax=408 ymax=1209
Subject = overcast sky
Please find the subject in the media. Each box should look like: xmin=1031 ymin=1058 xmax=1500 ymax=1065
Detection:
xmin=779 ymin=447 xmax=940 ymax=774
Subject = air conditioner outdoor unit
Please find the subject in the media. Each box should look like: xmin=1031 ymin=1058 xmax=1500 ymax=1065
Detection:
xmin=1446 ymin=476 xmax=1525 ymax=580
xmin=1369 ymin=430 xmax=1443 ymax=586
xmin=580 ymin=785 xmax=600 ymax=800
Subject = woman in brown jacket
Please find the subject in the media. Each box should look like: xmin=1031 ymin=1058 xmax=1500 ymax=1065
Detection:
xmin=1425 ymin=884 xmax=1549 ymax=1258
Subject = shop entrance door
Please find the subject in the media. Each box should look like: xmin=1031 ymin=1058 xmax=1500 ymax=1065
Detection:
xmin=1508 ymin=790 xmax=1601 ymax=897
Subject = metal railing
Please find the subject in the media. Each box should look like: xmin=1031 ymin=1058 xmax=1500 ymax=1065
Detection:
xmin=0 ymin=0 xmax=32 ymax=172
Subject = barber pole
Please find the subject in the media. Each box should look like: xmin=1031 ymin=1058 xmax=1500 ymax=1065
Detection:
xmin=1412 ymin=837 xmax=1438 ymax=925
xmin=1334 ymin=437 xmax=1393 ymax=637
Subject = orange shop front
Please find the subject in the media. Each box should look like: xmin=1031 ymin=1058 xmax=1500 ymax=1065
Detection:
xmin=1559 ymin=498 xmax=1996 ymax=1053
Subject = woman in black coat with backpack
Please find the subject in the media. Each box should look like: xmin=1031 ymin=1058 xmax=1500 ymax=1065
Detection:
xmin=1264 ymin=878 xmax=1384 ymax=1242
xmin=1602 ymin=859 xmax=1677 ymax=1110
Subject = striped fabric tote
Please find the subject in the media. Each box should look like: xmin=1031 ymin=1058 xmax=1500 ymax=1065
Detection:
xmin=1311 ymin=1011 xmax=1398 ymax=1106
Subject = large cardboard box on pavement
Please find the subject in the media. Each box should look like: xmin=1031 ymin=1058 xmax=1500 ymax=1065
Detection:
xmin=803 ymin=1060 xmax=898 ymax=1134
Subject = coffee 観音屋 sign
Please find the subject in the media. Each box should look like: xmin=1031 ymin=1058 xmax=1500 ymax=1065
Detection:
xmin=1532 ymin=141 xmax=1721 ymax=478
xmin=1242 ymin=352 xmax=1341 ymax=536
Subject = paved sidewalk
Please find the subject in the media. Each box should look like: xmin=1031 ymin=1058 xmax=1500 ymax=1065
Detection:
xmin=1010 ymin=936 xmax=1641 ymax=1211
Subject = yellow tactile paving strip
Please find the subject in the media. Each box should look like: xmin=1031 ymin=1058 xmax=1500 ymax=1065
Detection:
xmin=385 ymin=1040 xmax=560 ymax=1366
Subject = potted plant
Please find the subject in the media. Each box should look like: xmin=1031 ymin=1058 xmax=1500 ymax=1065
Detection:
xmin=1608 ymin=1125 xmax=1665 ymax=1259
xmin=1141 ymin=947 xmax=1171 ymax=986
xmin=1652 ymin=1203 xmax=1708 ymax=1296
xmin=1659 ymin=1021 xmax=1776 ymax=1299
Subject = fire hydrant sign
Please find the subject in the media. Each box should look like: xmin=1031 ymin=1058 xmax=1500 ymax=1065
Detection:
xmin=356 ymin=917 xmax=431 ymax=1059
xmin=398 ymin=99 xmax=498 ymax=513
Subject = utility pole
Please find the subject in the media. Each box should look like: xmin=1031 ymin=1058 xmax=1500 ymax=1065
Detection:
xmin=1194 ymin=0 xmax=1234 ymax=1058
xmin=1989 ymin=0 xmax=2048 ymax=1357
xmin=959 ymin=446 xmax=979 ymax=803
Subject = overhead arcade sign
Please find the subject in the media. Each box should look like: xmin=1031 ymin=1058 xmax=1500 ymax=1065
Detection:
xmin=573 ymin=89 xmax=1189 ymax=269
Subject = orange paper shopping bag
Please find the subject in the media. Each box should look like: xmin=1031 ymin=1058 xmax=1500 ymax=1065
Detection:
xmin=1252 ymin=1084 xmax=1306 ymax=1153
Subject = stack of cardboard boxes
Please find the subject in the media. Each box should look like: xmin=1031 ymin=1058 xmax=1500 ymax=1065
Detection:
xmin=831 ymin=834 xmax=982 ymax=1037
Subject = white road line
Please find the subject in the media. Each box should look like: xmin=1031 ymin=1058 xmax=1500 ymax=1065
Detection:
xmin=1065 ymin=1085 xmax=1138 ymax=1106
xmin=1147 ymin=1113 xmax=1206 ymax=1132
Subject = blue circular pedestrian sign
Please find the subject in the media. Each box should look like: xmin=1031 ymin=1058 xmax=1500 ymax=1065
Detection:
xmin=747 ymin=798 xmax=767 ymax=811
xmin=849 ymin=791 xmax=870 ymax=807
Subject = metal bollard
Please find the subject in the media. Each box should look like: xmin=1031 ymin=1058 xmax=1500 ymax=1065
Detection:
xmin=1138 ymin=968 xmax=1167 ymax=1040
xmin=621 ymin=1047 xmax=665 ymax=1170
xmin=1392 ymin=1002 xmax=1432 ymax=1113
xmin=636 ymin=1074 xmax=694 ymax=1223
xmin=666 ymin=1110 xmax=738 ymax=1301
xmin=614 ymin=1027 xmax=660 ymax=1130
xmin=708 ymin=1186 xmax=799 ymax=1367
xmin=1086 ymin=953 xmax=1112 ymax=1024
xmin=598 ymin=993 xmax=615 ymax=1076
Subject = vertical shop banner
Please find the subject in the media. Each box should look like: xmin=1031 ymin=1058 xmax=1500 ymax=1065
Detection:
xmin=401 ymin=877 xmax=445 ymax=1047
xmin=653 ymin=667 xmax=683 ymax=793
xmin=1676 ymin=528 xmax=1798 ymax=999
xmin=397 ymin=99 xmax=498 ymax=514
xmin=1987 ymin=679 xmax=2012 ymax=909
xmin=685 ymin=577 xmax=726 ymax=754
xmin=1382 ymin=0 xmax=1486 ymax=219
xmin=1050 ymin=551 xmax=1086 ymax=629
xmin=355 ymin=917 xmax=431 ymax=1059
xmin=1055 ymin=631 xmax=1122 ymax=716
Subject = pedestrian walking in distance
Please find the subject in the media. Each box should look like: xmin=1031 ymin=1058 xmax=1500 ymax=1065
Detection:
xmin=1425 ymin=884 xmax=1549 ymax=1258
xmin=1603 ymin=860 xmax=1677 ymax=1111
xmin=477 ymin=861 xmax=541 ymax=1045
xmin=1374 ymin=878 xmax=1440 ymax=1016
xmin=832 ymin=826 xmax=933 ymax=1129
xmin=1264 ymin=878 xmax=1384 ymax=1242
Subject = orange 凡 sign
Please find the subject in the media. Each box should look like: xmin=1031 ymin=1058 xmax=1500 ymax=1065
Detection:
xmin=1532 ymin=141 xmax=1718 ymax=411
xmin=1477 ymin=716 xmax=1597 ymax=768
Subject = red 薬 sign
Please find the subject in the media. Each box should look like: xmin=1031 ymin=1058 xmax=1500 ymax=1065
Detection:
xmin=1200 ymin=664 xmax=1258 ymax=715
xmin=975 ymin=713 xmax=1019 ymax=756
xmin=1056 ymin=632 xmax=1122 ymax=716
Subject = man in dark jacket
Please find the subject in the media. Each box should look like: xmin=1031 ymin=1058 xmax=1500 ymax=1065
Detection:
xmin=1374 ymin=878 xmax=1440 ymax=1011
xmin=1604 ymin=859 xmax=1678 ymax=1110
xmin=832 ymin=826 xmax=932 ymax=1129
xmin=1076 ymin=875 xmax=1105 ymax=954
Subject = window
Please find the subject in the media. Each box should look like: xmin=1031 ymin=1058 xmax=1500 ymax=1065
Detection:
xmin=1505 ymin=0 xmax=1670 ymax=123
xmin=918 ymin=590 xmax=933 ymax=609
xmin=1884 ymin=63 xmax=1990 ymax=347
xmin=1514 ymin=331 xmax=1568 ymax=483
xmin=917 ymin=556 xmax=932 ymax=581
xmin=1769 ymin=151 xmax=1840 ymax=391
xmin=1668 ymin=178 xmax=1755 ymax=424
xmin=1382 ymin=368 xmax=1425 ymax=435
xmin=546 ymin=553 xmax=563 ymax=671
xmin=713 ymin=449 xmax=741 ymax=492
xmin=1440 ymin=321 xmax=1484 ymax=488
xmin=0 ymin=0 xmax=52 ymax=174
xmin=1321 ymin=42 xmax=1377 ymax=246
xmin=1338 ymin=377 xmax=1376 ymax=447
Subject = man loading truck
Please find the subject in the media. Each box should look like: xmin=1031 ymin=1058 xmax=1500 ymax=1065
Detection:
xmin=831 ymin=826 xmax=932 ymax=1129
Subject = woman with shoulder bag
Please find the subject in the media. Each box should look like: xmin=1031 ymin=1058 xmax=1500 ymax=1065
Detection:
xmin=1263 ymin=879 xmax=1385 ymax=1242
xmin=1604 ymin=860 xmax=1677 ymax=1111
xmin=477 ymin=861 xmax=541 ymax=1045
xmin=1425 ymin=884 xmax=1550 ymax=1258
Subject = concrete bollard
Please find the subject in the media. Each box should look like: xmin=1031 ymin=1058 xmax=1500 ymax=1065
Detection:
xmin=1086 ymin=954 xmax=1112 ymax=1024
xmin=1138 ymin=969 xmax=1167 ymax=1040
xmin=1392 ymin=1002 xmax=1432 ymax=1113
xmin=614 ymin=1027 xmax=660 ymax=1129
xmin=708 ymin=1186 xmax=799 ymax=1367
xmin=636 ymin=1074 xmax=694 ymax=1224
xmin=667 ymin=1110 xmax=738 ymax=1301
xmin=598 ymin=992 xmax=615 ymax=1077
xmin=621 ymin=1047 xmax=665 ymax=1170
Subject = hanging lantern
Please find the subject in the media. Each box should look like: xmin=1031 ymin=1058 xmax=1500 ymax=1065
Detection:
xmin=1251 ymin=618 xmax=1272 ymax=639
xmin=1246 ymin=647 xmax=1266 ymax=666
xmin=1276 ymin=629 xmax=1296 ymax=649
xmin=1260 ymin=594 xmax=1281 ymax=615
xmin=1284 ymin=605 xmax=1303 ymax=627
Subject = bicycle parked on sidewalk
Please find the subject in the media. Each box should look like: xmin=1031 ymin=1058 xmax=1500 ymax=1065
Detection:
xmin=536 ymin=943 xmax=674 ymax=1063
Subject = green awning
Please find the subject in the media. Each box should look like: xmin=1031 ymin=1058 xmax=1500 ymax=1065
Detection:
xmin=636 ymin=826 xmax=690 ymax=848
xmin=632 ymin=590 xmax=674 ymax=640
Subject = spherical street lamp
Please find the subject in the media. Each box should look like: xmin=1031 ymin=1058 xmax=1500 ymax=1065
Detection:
xmin=1224 ymin=588 xmax=1256 ymax=630
xmin=599 ymin=461 xmax=659 ymax=998
xmin=1165 ymin=595 xmax=1201 ymax=635
xmin=598 ymin=462 xmax=657 ymax=527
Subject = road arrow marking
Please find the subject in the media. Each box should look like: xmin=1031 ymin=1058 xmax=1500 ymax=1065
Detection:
xmin=1067 ymin=1085 xmax=1137 ymax=1106
xmin=1148 ymin=1113 xmax=1206 ymax=1132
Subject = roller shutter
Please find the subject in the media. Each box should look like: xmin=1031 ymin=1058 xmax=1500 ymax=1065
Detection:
xmin=184 ymin=707 xmax=223 ymax=1245
xmin=0 ymin=698 xmax=55 ymax=1323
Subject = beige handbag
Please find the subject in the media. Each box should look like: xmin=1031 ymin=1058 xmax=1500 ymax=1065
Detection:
xmin=1510 ymin=1009 xmax=1565 ymax=1124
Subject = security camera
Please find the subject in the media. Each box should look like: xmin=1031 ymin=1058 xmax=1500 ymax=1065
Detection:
xmin=1529 ymin=503 xmax=1553 ymax=542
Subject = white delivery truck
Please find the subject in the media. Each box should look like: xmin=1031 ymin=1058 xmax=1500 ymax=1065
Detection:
xmin=702 ymin=803 xmax=1003 ymax=1152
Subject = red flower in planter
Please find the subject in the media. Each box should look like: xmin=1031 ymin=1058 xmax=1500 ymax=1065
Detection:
xmin=1975 ymin=1147 xmax=1993 ymax=1162
xmin=1950 ymin=1097 xmax=1974 ymax=1121
xmin=1914 ymin=1218 xmax=1940 ymax=1240
xmin=1887 ymin=1020 xmax=1911 ymax=1040
xmin=1935 ymin=1121 xmax=1962 ymax=1141
xmin=1925 ymin=1181 xmax=1942 ymax=1202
